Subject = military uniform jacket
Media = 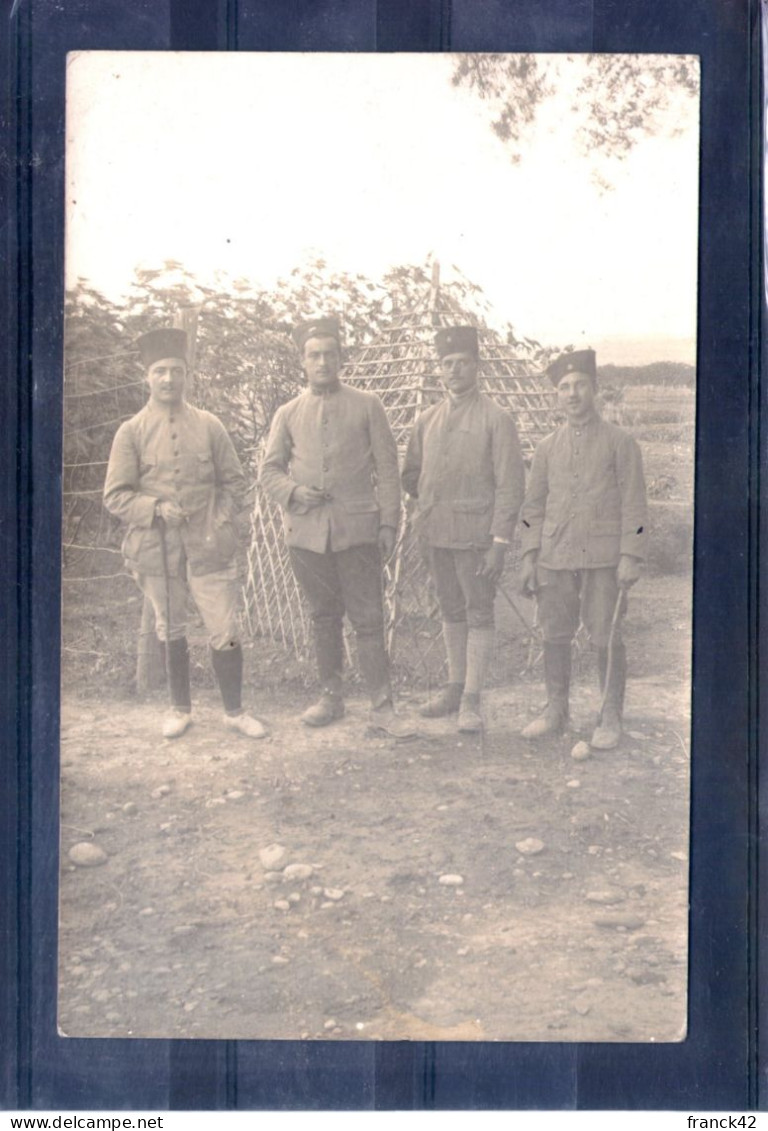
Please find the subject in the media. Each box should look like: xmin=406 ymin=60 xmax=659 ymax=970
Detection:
xmin=103 ymin=401 xmax=247 ymax=577
xmin=260 ymin=382 xmax=400 ymax=553
xmin=401 ymin=389 xmax=525 ymax=548
xmin=520 ymin=413 xmax=647 ymax=569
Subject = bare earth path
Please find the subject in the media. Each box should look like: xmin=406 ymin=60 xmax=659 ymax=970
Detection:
xmin=59 ymin=576 xmax=690 ymax=1043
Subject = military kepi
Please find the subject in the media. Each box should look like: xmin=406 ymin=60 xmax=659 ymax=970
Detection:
xmin=137 ymin=328 xmax=189 ymax=368
xmin=546 ymin=348 xmax=597 ymax=386
xmin=435 ymin=325 xmax=479 ymax=360
xmin=293 ymin=316 xmax=342 ymax=352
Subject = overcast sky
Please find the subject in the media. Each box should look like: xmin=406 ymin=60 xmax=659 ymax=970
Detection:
xmin=66 ymin=52 xmax=699 ymax=365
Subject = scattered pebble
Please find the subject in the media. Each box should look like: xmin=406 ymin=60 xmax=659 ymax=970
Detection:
xmin=438 ymin=874 xmax=464 ymax=886
xmin=263 ymin=872 xmax=282 ymax=884
xmin=585 ymin=889 xmax=626 ymax=905
xmin=627 ymin=731 xmax=647 ymax=741
xmin=122 ymin=802 xmax=138 ymax=816
xmin=226 ymin=790 xmax=245 ymax=801
xmin=573 ymin=1004 xmax=591 ymax=1016
xmin=272 ymin=955 xmax=290 ymax=965
xmin=566 ymin=780 xmax=580 ymax=789
xmin=670 ymin=851 xmax=688 ymax=861
xmin=571 ymin=741 xmax=591 ymax=761
xmin=139 ymin=907 xmax=155 ymax=917
xmin=323 ymin=888 xmax=345 ymax=901
xmin=457 ymin=947 xmax=469 ymax=956
xmin=69 ymin=843 xmax=108 ymax=868
xmin=273 ymin=900 xmax=291 ymax=911
xmin=355 ymin=1022 xmax=365 ymax=1031
xmin=283 ymin=863 xmax=314 ymax=881
xmin=287 ymin=892 xmax=301 ymax=904
xmin=205 ymin=798 xmax=226 ymax=808
xmin=259 ymin=844 xmax=288 ymax=870
xmin=151 ymin=785 xmax=171 ymax=799
xmin=324 ymin=1019 xmax=336 ymax=1030
xmin=515 ymin=838 xmax=545 ymax=856
xmin=172 ymin=925 xmax=195 ymax=936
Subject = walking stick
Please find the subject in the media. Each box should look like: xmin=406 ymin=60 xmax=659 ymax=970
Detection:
xmin=599 ymin=589 xmax=625 ymax=719
xmin=156 ymin=515 xmax=175 ymax=707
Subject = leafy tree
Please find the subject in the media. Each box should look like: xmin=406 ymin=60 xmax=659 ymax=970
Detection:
xmin=452 ymin=54 xmax=698 ymax=181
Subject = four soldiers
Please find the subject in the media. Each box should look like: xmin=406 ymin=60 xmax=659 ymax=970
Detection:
xmin=104 ymin=328 xmax=267 ymax=740
xmin=107 ymin=323 xmax=647 ymax=749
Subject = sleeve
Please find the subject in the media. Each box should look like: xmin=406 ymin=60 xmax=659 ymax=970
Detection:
xmin=617 ymin=432 xmax=648 ymax=560
xmin=210 ymin=415 xmax=248 ymax=517
xmin=519 ymin=438 xmax=550 ymax=556
xmin=259 ymin=405 xmax=298 ymax=511
xmin=489 ymin=408 xmax=526 ymax=543
xmin=368 ymin=394 xmax=401 ymax=529
xmin=102 ymin=421 xmax=157 ymax=529
xmin=401 ymin=416 xmax=423 ymax=499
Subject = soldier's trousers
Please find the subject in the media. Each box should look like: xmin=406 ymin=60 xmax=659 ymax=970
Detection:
xmin=135 ymin=562 xmax=241 ymax=649
xmin=536 ymin=566 xmax=626 ymax=647
xmin=289 ymin=543 xmax=390 ymax=701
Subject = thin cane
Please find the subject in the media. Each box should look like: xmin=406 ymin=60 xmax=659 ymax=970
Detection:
xmin=157 ymin=516 xmax=174 ymax=707
xmin=598 ymin=590 xmax=625 ymax=719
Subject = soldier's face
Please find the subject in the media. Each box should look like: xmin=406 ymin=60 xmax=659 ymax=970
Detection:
xmin=440 ymin=351 xmax=478 ymax=396
xmin=557 ymin=371 xmax=596 ymax=421
xmin=146 ymin=357 xmax=187 ymax=406
xmin=302 ymin=336 xmax=341 ymax=391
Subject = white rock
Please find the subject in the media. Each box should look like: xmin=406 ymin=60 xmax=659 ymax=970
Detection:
xmin=287 ymin=892 xmax=301 ymax=904
xmin=283 ymin=863 xmax=314 ymax=881
xmin=69 ymin=843 xmax=108 ymax=868
xmin=515 ymin=838 xmax=545 ymax=856
xmin=273 ymin=900 xmax=291 ymax=911
xmin=438 ymin=874 xmax=464 ymax=886
xmin=571 ymin=741 xmax=591 ymax=761
xmin=226 ymin=790 xmax=245 ymax=801
xmin=151 ymin=785 xmax=171 ymax=799
xmin=566 ymin=780 xmax=581 ymax=789
xmin=272 ymin=955 xmax=290 ymax=965
xmin=585 ymin=889 xmax=626 ymax=905
xmin=323 ymin=888 xmax=345 ymax=901
xmin=259 ymin=844 xmax=288 ymax=870
xmin=122 ymin=802 xmax=138 ymax=816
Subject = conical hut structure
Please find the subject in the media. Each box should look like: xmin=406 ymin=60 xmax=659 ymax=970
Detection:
xmin=242 ymin=268 xmax=558 ymax=683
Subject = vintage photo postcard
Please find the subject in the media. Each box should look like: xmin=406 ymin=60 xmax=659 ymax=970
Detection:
xmin=59 ymin=52 xmax=699 ymax=1040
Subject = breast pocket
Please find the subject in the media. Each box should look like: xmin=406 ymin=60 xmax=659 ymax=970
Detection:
xmin=195 ymin=452 xmax=215 ymax=484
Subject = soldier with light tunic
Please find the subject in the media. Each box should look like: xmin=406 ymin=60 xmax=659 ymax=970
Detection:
xmin=261 ymin=316 xmax=410 ymax=737
xmin=402 ymin=326 xmax=526 ymax=733
xmin=104 ymin=328 xmax=267 ymax=740
xmin=519 ymin=349 xmax=647 ymax=749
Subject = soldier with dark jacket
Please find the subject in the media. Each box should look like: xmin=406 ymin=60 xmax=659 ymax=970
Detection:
xmin=402 ymin=326 xmax=526 ymax=732
xmin=260 ymin=317 xmax=410 ymax=736
xmin=519 ymin=348 xmax=647 ymax=749
xmin=104 ymin=328 xmax=267 ymax=740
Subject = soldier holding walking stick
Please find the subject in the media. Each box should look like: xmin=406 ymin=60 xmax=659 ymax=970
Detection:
xmin=519 ymin=349 xmax=648 ymax=749
xmin=104 ymin=327 xmax=267 ymax=740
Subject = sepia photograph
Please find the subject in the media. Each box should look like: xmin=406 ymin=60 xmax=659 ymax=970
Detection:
xmin=59 ymin=51 xmax=699 ymax=1041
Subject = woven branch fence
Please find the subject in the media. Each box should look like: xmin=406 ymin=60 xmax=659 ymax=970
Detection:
xmin=242 ymin=283 xmax=559 ymax=686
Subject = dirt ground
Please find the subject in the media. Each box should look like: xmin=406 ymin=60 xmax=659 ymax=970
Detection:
xmin=58 ymin=574 xmax=691 ymax=1043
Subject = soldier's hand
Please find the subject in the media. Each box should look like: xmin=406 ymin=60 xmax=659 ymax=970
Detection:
xmin=477 ymin=542 xmax=506 ymax=582
xmin=617 ymin=554 xmax=643 ymax=589
xmin=378 ymin=525 xmax=396 ymax=562
xmin=156 ymin=500 xmax=186 ymax=528
xmin=519 ymin=552 xmax=539 ymax=597
xmin=292 ymin=485 xmax=327 ymax=509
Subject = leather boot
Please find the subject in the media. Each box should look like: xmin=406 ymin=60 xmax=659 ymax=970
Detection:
xmin=301 ymin=689 xmax=345 ymax=727
xmin=420 ymin=682 xmax=464 ymax=717
xmin=521 ymin=641 xmax=571 ymax=739
xmin=591 ymin=643 xmax=626 ymax=750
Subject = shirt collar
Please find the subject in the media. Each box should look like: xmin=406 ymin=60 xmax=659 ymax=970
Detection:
xmin=308 ymin=379 xmax=343 ymax=397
